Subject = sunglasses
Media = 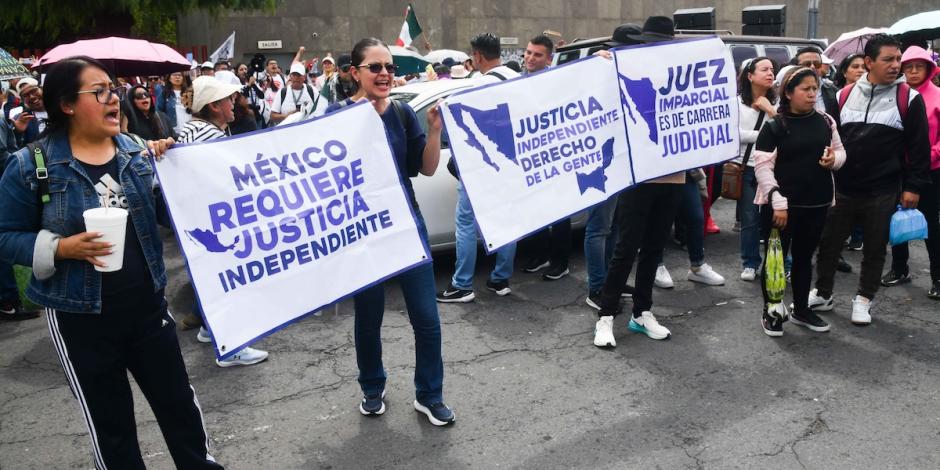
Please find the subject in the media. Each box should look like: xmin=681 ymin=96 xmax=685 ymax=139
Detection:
xmin=800 ymin=60 xmax=823 ymax=68
xmin=133 ymin=93 xmax=150 ymax=100
xmin=340 ymin=64 xmax=351 ymax=73
xmin=358 ymin=63 xmax=398 ymax=74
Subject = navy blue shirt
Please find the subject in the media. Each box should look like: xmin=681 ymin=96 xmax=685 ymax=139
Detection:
xmin=325 ymin=99 xmax=426 ymax=210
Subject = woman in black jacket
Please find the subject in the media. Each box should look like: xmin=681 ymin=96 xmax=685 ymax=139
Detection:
xmin=124 ymin=85 xmax=175 ymax=140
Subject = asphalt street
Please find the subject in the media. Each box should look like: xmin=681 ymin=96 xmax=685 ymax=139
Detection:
xmin=2 ymin=199 xmax=940 ymax=469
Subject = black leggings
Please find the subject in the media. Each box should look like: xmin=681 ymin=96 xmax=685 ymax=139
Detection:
xmin=760 ymin=205 xmax=829 ymax=314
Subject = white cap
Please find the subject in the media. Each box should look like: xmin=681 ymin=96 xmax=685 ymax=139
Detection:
xmin=289 ymin=62 xmax=305 ymax=75
xmin=15 ymin=77 xmax=38 ymax=96
xmin=450 ymin=64 xmax=470 ymax=79
xmin=214 ymin=70 xmax=241 ymax=86
xmin=774 ymin=65 xmax=797 ymax=88
xmin=200 ymin=61 xmax=215 ymax=69
xmin=322 ymin=56 xmax=335 ymax=64
xmin=191 ymin=75 xmax=242 ymax=113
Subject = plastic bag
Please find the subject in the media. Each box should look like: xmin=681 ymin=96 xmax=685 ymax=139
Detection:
xmin=889 ymin=205 xmax=928 ymax=246
xmin=765 ymin=228 xmax=788 ymax=320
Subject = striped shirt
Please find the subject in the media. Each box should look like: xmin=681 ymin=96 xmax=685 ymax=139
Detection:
xmin=176 ymin=119 xmax=228 ymax=144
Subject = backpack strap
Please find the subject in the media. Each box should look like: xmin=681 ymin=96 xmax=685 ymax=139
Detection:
xmin=389 ymin=99 xmax=408 ymax=128
xmin=305 ymin=84 xmax=320 ymax=113
xmin=486 ymin=71 xmax=508 ymax=81
xmin=896 ymin=82 xmax=910 ymax=122
xmin=837 ymin=83 xmax=855 ymax=110
xmin=26 ymin=142 xmax=50 ymax=204
xmin=279 ymin=86 xmax=287 ymax=104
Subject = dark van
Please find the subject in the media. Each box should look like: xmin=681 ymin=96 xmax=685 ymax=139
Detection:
xmin=552 ymin=31 xmax=828 ymax=72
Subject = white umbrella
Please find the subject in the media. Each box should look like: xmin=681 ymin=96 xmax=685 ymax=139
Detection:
xmin=888 ymin=10 xmax=940 ymax=39
xmin=824 ymin=27 xmax=887 ymax=65
xmin=424 ymin=49 xmax=470 ymax=65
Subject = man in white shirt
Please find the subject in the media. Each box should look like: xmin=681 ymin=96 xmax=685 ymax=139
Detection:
xmin=437 ymin=32 xmax=520 ymax=303
xmin=270 ymin=62 xmax=326 ymax=124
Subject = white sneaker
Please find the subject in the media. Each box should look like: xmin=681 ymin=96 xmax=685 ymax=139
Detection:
xmin=593 ymin=316 xmax=616 ymax=347
xmin=688 ymin=263 xmax=725 ymax=286
xmin=196 ymin=326 xmax=212 ymax=343
xmin=216 ymin=347 xmax=269 ymax=367
xmin=628 ymin=311 xmax=671 ymax=340
xmin=851 ymin=295 xmax=872 ymax=325
xmin=741 ymin=267 xmax=757 ymax=282
xmin=807 ymin=289 xmax=833 ymax=312
xmin=655 ymin=264 xmax=675 ymax=289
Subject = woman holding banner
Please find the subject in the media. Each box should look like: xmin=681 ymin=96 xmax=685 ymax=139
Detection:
xmin=736 ymin=57 xmax=778 ymax=283
xmin=324 ymin=37 xmax=454 ymax=426
xmin=0 ymin=56 xmax=223 ymax=469
xmin=753 ymin=66 xmax=845 ymax=336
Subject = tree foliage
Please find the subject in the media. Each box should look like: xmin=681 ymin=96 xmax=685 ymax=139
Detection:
xmin=2 ymin=0 xmax=277 ymax=47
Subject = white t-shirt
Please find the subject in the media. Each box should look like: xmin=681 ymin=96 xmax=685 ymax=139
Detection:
xmin=272 ymin=85 xmax=327 ymax=118
xmin=173 ymin=90 xmax=191 ymax=135
xmin=475 ymin=65 xmax=520 ymax=85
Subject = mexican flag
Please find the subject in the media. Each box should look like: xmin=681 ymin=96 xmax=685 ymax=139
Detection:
xmin=395 ymin=3 xmax=423 ymax=47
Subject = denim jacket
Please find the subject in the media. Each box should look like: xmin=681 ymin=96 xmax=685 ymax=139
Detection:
xmin=155 ymin=85 xmax=178 ymax=128
xmin=0 ymin=131 xmax=168 ymax=313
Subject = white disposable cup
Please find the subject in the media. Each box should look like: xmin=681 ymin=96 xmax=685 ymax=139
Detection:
xmin=82 ymin=207 xmax=128 ymax=272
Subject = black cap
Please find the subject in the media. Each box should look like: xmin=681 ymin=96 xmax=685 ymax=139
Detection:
xmin=337 ymin=54 xmax=352 ymax=68
xmin=628 ymin=16 xmax=675 ymax=43
xmin=607 ymin=23 xmax=643 ymax=47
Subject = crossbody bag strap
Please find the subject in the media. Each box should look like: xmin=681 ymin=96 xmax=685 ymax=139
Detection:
xmin=28 ymin=143 xmax=50 ymax=204
xmin=741 ymin=110 xmax=766 ymax=167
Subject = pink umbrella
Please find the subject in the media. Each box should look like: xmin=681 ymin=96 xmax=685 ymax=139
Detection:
xmin=824 ymin=27 xmax=887 ymax=66
xmin=33 ymin=36 xmax=191 ymax=77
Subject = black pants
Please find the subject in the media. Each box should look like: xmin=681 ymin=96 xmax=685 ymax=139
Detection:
xmin=524 ymin=218 xmax=572 ymax=269
xmin=598 ymin=183 xmax=682 ymax=317
xmin=760 ymin=205 xmax=829 ymax=314
xmin=46 ymin=299 xmax=222 ymax=470
xmin=890 ymin=169 xmax=940 ymax=281
xmin=816 ymin=191 xmax=897 ymax=300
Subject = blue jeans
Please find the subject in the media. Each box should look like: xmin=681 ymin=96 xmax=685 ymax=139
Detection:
xmin=738 ymin=167 xmax=762 ymax=270
xmin=452 ymin=182 xmax=516 ymax=290
xmin=353 ymin=216 xmax=443 ymax=405
xmin=677 ymin=175 xmax=705 ymax=266
xmin=584 ymin=195 xmax=618 ymax=292
xmin=0 ymin=260 xmax=18 ymax=302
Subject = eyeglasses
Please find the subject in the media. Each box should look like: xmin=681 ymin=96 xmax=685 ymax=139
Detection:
xmin=903 ymin=62 xmax=928 ymax=71
xmin=800 ymin=60 xmax=823 ymax=68
xmin=358 ymin=63 xmax=398 ymax=74
xmin=76 ymin=87 xmax=126 ymax=104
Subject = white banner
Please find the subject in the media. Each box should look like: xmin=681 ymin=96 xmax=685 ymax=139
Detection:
xmin=441 ymin=56 xmax=632 ymax=252
xmin=156 ymin=103 xmax=430 ymax=358
xmin=614 ymin=37 xmax=740 ymax=182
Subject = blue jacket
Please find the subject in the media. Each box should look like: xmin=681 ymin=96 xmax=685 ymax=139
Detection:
xmin=0 ymin=132 xmax=168 ymax=313
xmin=155 ymin=85 xmax=178 ymax=128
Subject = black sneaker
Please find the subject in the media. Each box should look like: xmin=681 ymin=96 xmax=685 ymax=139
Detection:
xmin=789 ymin=311 xmax=830 ymax=332
xmin=586 ymin=290 xmax=602 ymax=310
xmin=881 ymin=270 xmax=912 ymax=287
xmin=0 ymin=301 xmax=39 ymax=321
xmin=621 ymin=284 xmax=635 ymax=298
xmin=414 ymin=400 xmax=455 ymax=426
xmin=359 ymin=390 xmax=386 ymax=416
xmin=836 ymin=256 xmax=853 ymax=273
xmin=522 ymin=258 xmax=550 ymax=273
xmin=846 ymin=240 xmax=863 ymax=251
xmin=436 ymin=284 xmax=475 ymax=303
xmin=762 ymin=313 xmax=783 ymax=337
xmin=929 ymin=280 xmax=940 ymax=300
xmin=542 ymin=265 xmax=569 ymax=281
xmin=486 ymin=279 xmax=511 ymax=296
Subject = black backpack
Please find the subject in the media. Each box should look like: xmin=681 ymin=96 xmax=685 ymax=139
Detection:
xmin=279 ymin=84 xmax=321 ymax=113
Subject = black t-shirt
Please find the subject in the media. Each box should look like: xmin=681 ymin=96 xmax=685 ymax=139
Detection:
xmin=755 ymin=111 xmax=834 ymax=208
xmin=79 ymin=157 xmax=159 ymax=313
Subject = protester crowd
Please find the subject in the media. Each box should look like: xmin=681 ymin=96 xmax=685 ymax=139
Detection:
xmin=0 ymin=15 xmax=938 ymax=469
